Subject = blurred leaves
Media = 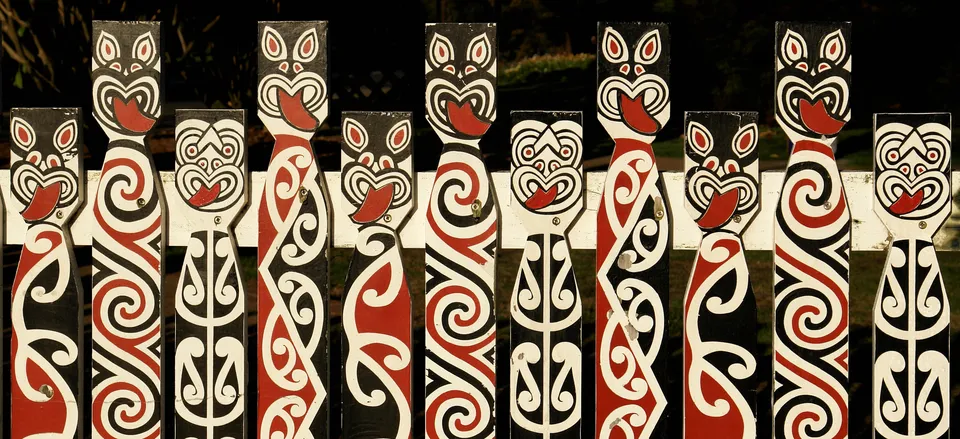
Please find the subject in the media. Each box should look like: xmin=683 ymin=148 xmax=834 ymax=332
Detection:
xmin=499 ymin=53 xmax=594 ymax=87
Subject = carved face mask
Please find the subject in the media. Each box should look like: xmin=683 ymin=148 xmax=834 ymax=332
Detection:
xmin=175 ymin=111 xmax=247 ymax=213
xmin=257 ymin=21 xmax=329 ymax=134
xmin=10 ymin=108 xmax=82 ymax=223
xmin=341 ymin=112 xmax=414 ymax=225
xmin=510 ymin=111 xmax=584 ymax=216
xmin=91 ymin=21 xmax=162 ymax=137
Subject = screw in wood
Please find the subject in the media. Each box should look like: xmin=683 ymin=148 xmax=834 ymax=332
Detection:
xmin=471 ymin=199 xmax=482 ymax=219
xmin=214 ymin=216 xmax=222 ymax=225
xmin=40 ymin=384 xmax=54 ymax=398
xmin=552 ymin=217 xmax=560 ymax=225
xmin=56 ymin=211 xmax=63 ymax=219
xmin=654 ymin=196 xmax=665 ymax=220
xmin=137 ymin=198 xmax=146 ymax=207
xmin=298 ymin=186 xmax=308 ymax=202
xmin=384 ymin=214 xmax=392 ymax=223
xmin=824 ymin=201 xmax=832 ymax=210
xmin=733 ymin=214 xmax=741 ymax=223
xmin=919 ymin=221 xmax=927 ymax=229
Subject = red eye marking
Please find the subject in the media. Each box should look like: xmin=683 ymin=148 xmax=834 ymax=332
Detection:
xmin=28 ymin=155 xmax=39 ymax=164
xmin=350 ymin=127 xmax=362 ymax=144
xmin=818 ymin=63 xmax=830 ymax=72
xmin=917 ymin=166 xmax=926 ymax=174
xmin=535 ymin=162 xmax=544 ymax=170
xmin=694 ymin=132 xmax=707 ymax=149
xmin=928 ymin=151 xmax=938 ymax=159
xmin=269 ymin=38 xmax=278 ymax=54
xmin=561 ymin=147 xmax=571 ymax=157
xmin=523 ymin=147 xmax=534 ymax=158
xmin=634 ymin=65 xmax=644 ymax=75
xmin=609 ymin=39 xmax=620 ymax=56
xmin=17 ymin=127 xmax=29 ymax=143
xmin=644 ymin=40 xmax=656 ymax=57
xmin=224 ymin=146 xmax=232 ymax=155
xmin=294 ymin=63 xmax=303 ymax=73
xmin=303 ymin=39 xmax=312 ymax=53
xmin=393 ymin=130 xmax=406 ymax=146
xmin=110 ymin=62 xmax=122 ymax=71
xmin=464 ymin=65 xmax=477 ymax=74
xmin=443 ymin=65 xmax=455 ymax=74
xmin=900 ymin=165 xmax=909 ymax=174
xmin=790 ymin=42 xmax=799 ymax=55
xmin=360 ymin=155 xmax=372 ymax=165
xmin=796 ymin=62 xmax=808 ymax=71
xmin=438 ymin=46 xmax=445 ymax=57
xmin=889 ymin=152 xmax=898 ymax=160
xmin=131 ymin=64 xmax=142 ymax=72
xmin=726 ymin=163 xmax=737 ymax=173
xmin=188 ymin=147 xmax=197 ymax=155
xmin=105 ymin=45 xmax=112 ymax=56
xmin=620 ymin=64 xmax=629 ymax=74
xmin=59 ymin=128 xmax=73 ymax=145
xmin=476 ymin=45 xmax=483 ymax=58
xmin=704 ymin=158 xmax=718 ymax=170
xmin=279 ymin=61 xmax=289 ymax=72
xmin=49 ymin=157 xmax=60 ymax=167
xmin=739 ymin=132 xmax=753 ymax=151
xmin=381 ymin=159 xmax=392 ymax=169
xmin=829 ymin=42 xmax=838 ymax=55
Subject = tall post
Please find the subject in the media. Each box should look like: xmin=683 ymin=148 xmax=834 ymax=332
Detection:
xmin=9 ymin=108 xmax=85 ymax=439
xmin=681 ymin=111 xmax=759 ymax=439
xmin=423 ymin=23 xmax=499 ymax=439
xmin=508 ymin=111 xmax=584 ymax=439
xmin=872 ymin=113 xmax=951 ymax=439
xmin=771 ymin=22 xmax=852 ymax=439
xmin=594 ymin=22 xmax=671 ymax=439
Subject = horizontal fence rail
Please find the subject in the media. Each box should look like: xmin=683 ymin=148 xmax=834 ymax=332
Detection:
xmin=3 ymin=169 xmax=959 ymax=250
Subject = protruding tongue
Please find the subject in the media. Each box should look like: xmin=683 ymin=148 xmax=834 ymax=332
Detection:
xmin=278 ymin=89 xmax=319 ymax=131
xmin=189 ymin=182 xmax=221 ymax=208
xmin=351 ymin=184 xmax=394 ymax=223
xmin=446 ymin=101 xmax=490 ymax=136
xmin=619 ymin=92 xmax=658 ymax=134
xmin=113 ymin=97 xmax=156 ymax=133
xmin=697 ymin=189 xmax=739 ymax=229
xmin=525 ymin=185 xmax=558 ymax=211
xmin=799 ymin=98 xmax=845 ymax=136
xmin=22 ymin=182 xmax=61 ymax=221
xmin=890 ymin=189 xmax=923 ymax=215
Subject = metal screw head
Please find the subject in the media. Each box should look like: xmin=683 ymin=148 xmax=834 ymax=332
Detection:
xmin=919 ymin=220 xmax=927 ymax=229
xmin=471 ymin=199 xmax=482 ymax=219
xmin=384 ymin=214 xmax=392 ymax=223
xmin=214 ymin=216 xmax=222 ymax=225
xmin=298 ymin=186 xmax=308 ymax=202
xmin=137 ymin=198 xmax=146 ymax=207
xmin=40 ymin=384 xmax=54 ymax=398
xmin=824 ymin=201 xmax=832 ymax=210
xmin=55 ymin=211 xmax=63 ymax=219
xmin=552 ymin=217 xmax=561 ymax=225
xmin=655 ymin=209 xmax=664 ymax=220
xmin=733 ymin=214 xmax=741 ymax=223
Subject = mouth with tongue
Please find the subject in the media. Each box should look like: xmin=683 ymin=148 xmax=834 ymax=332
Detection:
xmin=446 ymin=100 xmax=490 ymax=137
xmin=890 ymin=189 xmax=923 ymax=215
xmin=113 ymin=97 xmax=156 ymax=133
xmin=189 ymin=182 xmax=222 ymax=208
xmin=799 ymin=98 xmax=845 ymax=136
xmin=697 ymin=188 xmax=740 ymax=229
xmin=278 ymin=88 xmax=319 ymax=131
xmin=22 ymin=182 xmax=62 ymax=221
xmin=619 ymin=92 xmax=659 ymax=134
xmin=351 ymin=184 xmax=394 ymax=223
xmin=525 ymin=185 xmax=558 ymax=211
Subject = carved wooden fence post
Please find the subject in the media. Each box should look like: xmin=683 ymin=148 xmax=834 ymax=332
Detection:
xmin=508 ymin=111 xmax=584 ymax=439
xmin=771 ymin=22 xmax=852 ymax=439
xmin=423 ymin=22 xmax=499 ymax=439
xmin=340 ymin=111 xmax=415 ymax=439
xmin=9 ymin=108 xmax=85 ymax=439
xmin=256 ymin=21 xmax=332 ymax=439
xmin=173 ymin=109 xmax=248 ymax=439
xmin=872 ymin=113 xmax=951 ymax=439
xmin=594 ymin=21 xmax=671 ymax=439
xmin=681 ymin=111 xmax=759 ymax=439
xmin=89 ymin=20 xmax=166 ymax=439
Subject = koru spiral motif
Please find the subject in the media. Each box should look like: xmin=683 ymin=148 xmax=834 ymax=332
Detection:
xmin=173 ymin=109 xmax=248 ymax=439
xmin=682 ymin=111 xmax=759 ymax=439
xmin=9 ymin=108 xmax=85 ymax=439
xmin=509 ymin=111 xmax=584 ymax=439
xmin=89 ymin=20 xmax=166 ymax=439
xmin=423 ymin=22 xmax=499 ymax=439
xmin=595 ymin=21 xmax=671 ymax=439
xmin=256 ymin=20 xmax=332 ymax=439
xmin=341 ymin=112 xmax=415 ymax=439
xmin=872 ymin=113 xmax=951 ymax=439
xmin=772 ymin=22 xmax=852 ymax=439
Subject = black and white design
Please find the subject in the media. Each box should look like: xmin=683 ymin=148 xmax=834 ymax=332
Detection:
xmin=341 ymin=112 xmax=414 ymax=225
xmin=174 ymin=116 xmax=246 ymax=212
xmin=257 ymin=21 xmax=328 ymax=135
xmin=91 ymin=21 xmax=162 ymax=140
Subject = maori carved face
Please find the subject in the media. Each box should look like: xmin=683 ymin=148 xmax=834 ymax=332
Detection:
xmin=258 ymin=21 xmax=328 ymax=136
xmin=10 ymin=108 xmax=83 ymax=224
xmin=175 ymin=110 xmax=247 ymax=217
xmin=775 ymin=22 xmax=851 ymax=145
xmin=684 ymin=112 xmax=759 ymax=234
xmin=91 ymin=21 xmax=162 ymax=139
xmin=425 ymin=23 xmax=497 ymax=144
xmin=341 ymin=112 xmax=414 ymax=227
xmin=874 ymin=113 xmax=951 ymax=236
xmin=597 ymin=22 xmax=670 ymax=140
xmin=510 ymin=111 xmax=583 ymax=226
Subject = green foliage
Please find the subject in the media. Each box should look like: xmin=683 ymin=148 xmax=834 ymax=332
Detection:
xmin=499 ymin=53 xmax=594 ymax=87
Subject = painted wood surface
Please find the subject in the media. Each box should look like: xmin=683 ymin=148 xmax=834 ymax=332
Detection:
xmin=771 ymin=22 xmax=852 ymax=439
xmin=172 ymin=109 xmax=248 ymax=439
xmin=423 ymin=22 xmax=499 ymax=439
xmin=508 ymin=111 xmax=584 ymax=439
xmin=256 ymin=20 xmax=332 ymax=439
xmin=681 ymin=111 xmax=759 ymax=439
xmin=594 ymin=21 xmax=671 ymax=439
xmin=872 ymin=113 xmax=951 ymax=439
xmin=9 ymin=107 xmax=85 ymax=439
xmin=89 ymin=20 xmax=167 ymax=439
xmin=340 ymin=112 xmax=415 ymax=439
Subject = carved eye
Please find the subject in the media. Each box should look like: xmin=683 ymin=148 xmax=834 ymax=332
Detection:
xmin=293 ymin=63 xmax=303 ymax=73
xmin=343 ymin=118 xmax=368 ymax=152
xmin=820 ymin=29 xmax=846 ymax=64
xmin=386 ymin=119 xmax=411 ymax=153
xmin=634 ymin=65 xmax=644 ymax=75
xmin=187 ymin=145 xmax=198 ymax=156
xmin=725 ymin=161 xmax=739 ymax=174
xmin=199 ymin=159 xmax=208 ymax=168
xmin=467 ymin=33 xmax=492 ymax=67
xmin=110 ymin=62 xmax=122 ymax=72
xmin=780 ymin=29 xmax=807 ymax=67
xmin=443 ymin=65 xmax=456 ymax=74
xmin=380 ymin=156 xmax=393 ymax=169
xmin=54 ymin=119 xmax=78 ymax=151
xmin=11 ymin=117 xmax=36 ymax=149
xmin=279 ymin=61 xmax=289 ymax=73
xmin=634 ymin=29 xmax=662 ymax=64
xmin=888 ymin=150 xmax=899 ymax=161
xmin=686 ymin=121 xmax=713 ymax=155
xmin=261 ymin=26 xmax=287 ymax=61
xmin=535 ymin=161 xmax=544 ymax=171
xmin=900 ymin=165 xmax=909 ymax=174
xmin=916 ymin=165 xmax=926 ymax=174
xmin=428 ymin=33 xmax=454 ymax=68
xmin=46 ymin=155 xmax=60 ymax=168
xmin=213 ymin=159 xmax=222 ymax=168
xmin=601 ymin=27 xmax=628 ymax=63
xmin=559 ymin=146 xmax=572 ymax=158
xmin=619 ymin=64 xmax=629 ymax=75
xmin=817 ymin=62 xmax=831 ymax=73
xmin=27 ymin=151 xmax=41 ymax=165
xmin=733 ymin=123 xmax=758 ymax=158
xmin=96 ymin=30 xmax=120 ymax=66
xmin=796 ymin=62 xmax=809 ymax=72
xmin=522 ymin=145 xmax=535 ymax=159
xmin=464 ymin=65 xmax=477 ymax=75
xmin=549 ymin=161 xmax=560 ymax=171
xmin=928 ymin=150 xmax=939 ymax=161
xmin=704 ymin=156 xmax=719 ymax=170
xmin=359 ymin=152 xmax=373 ymax=166
xmin=130 ymin=64 xmax=143 ymax=72
xmin=133 ymin=32 xmax=156 ymax=64
xmin=294 ymin=27 xmax=319 ymax=63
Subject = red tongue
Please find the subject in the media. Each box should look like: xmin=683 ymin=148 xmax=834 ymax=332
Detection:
xmin=351 ymin=184 xmax=394 ymax=223
xmin=525 ymin=185 xmax=558 ymax=211
xmin=890 ymin=189 xmax=923 ymax=215
xmin=799 ymin=98 xmax=845 ymax=136
xmin=446 ymin=101 xmax=490 ymax=137
xmin=22 ymin=182 xmax=61 ymax=221
xmin=619 ymin=92 xmax=658 ymax=134
xmin=113 ymin=97 xmax=156 ymax=133
xmin=278 ymin=89 xmax=319 ymax=131
xmin=697 ymin=189 xmax=739 ymax=229
xmin=189 ymin=182 xmax=221 ymax=208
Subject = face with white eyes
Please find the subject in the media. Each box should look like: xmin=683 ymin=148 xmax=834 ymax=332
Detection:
xmin=10 ymin=108 xmax=83 ymax=224
xmin=510 ymin=112 xmax=584 ymax=223
xmin=775 ymin=22 xmax=852 ymax=145
xmin=597 ymin=22 xmax=670 ymax=141
xmin=874 ymin=114 xmax=952 ymax=235
xmin=91 ymin=21 xmax=162 ymax=139
xmin=684 ymin=112 xmax=760 ymax=234
xmin=341 ymin=112 xmax=415 ymax=227
xmin=257 ymin=21 xmax=329 ymax=137
xmin=175 ymin=110 xmax=247 ymax=216
xmin=425 ymin=23 xmax=497 ymax=144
